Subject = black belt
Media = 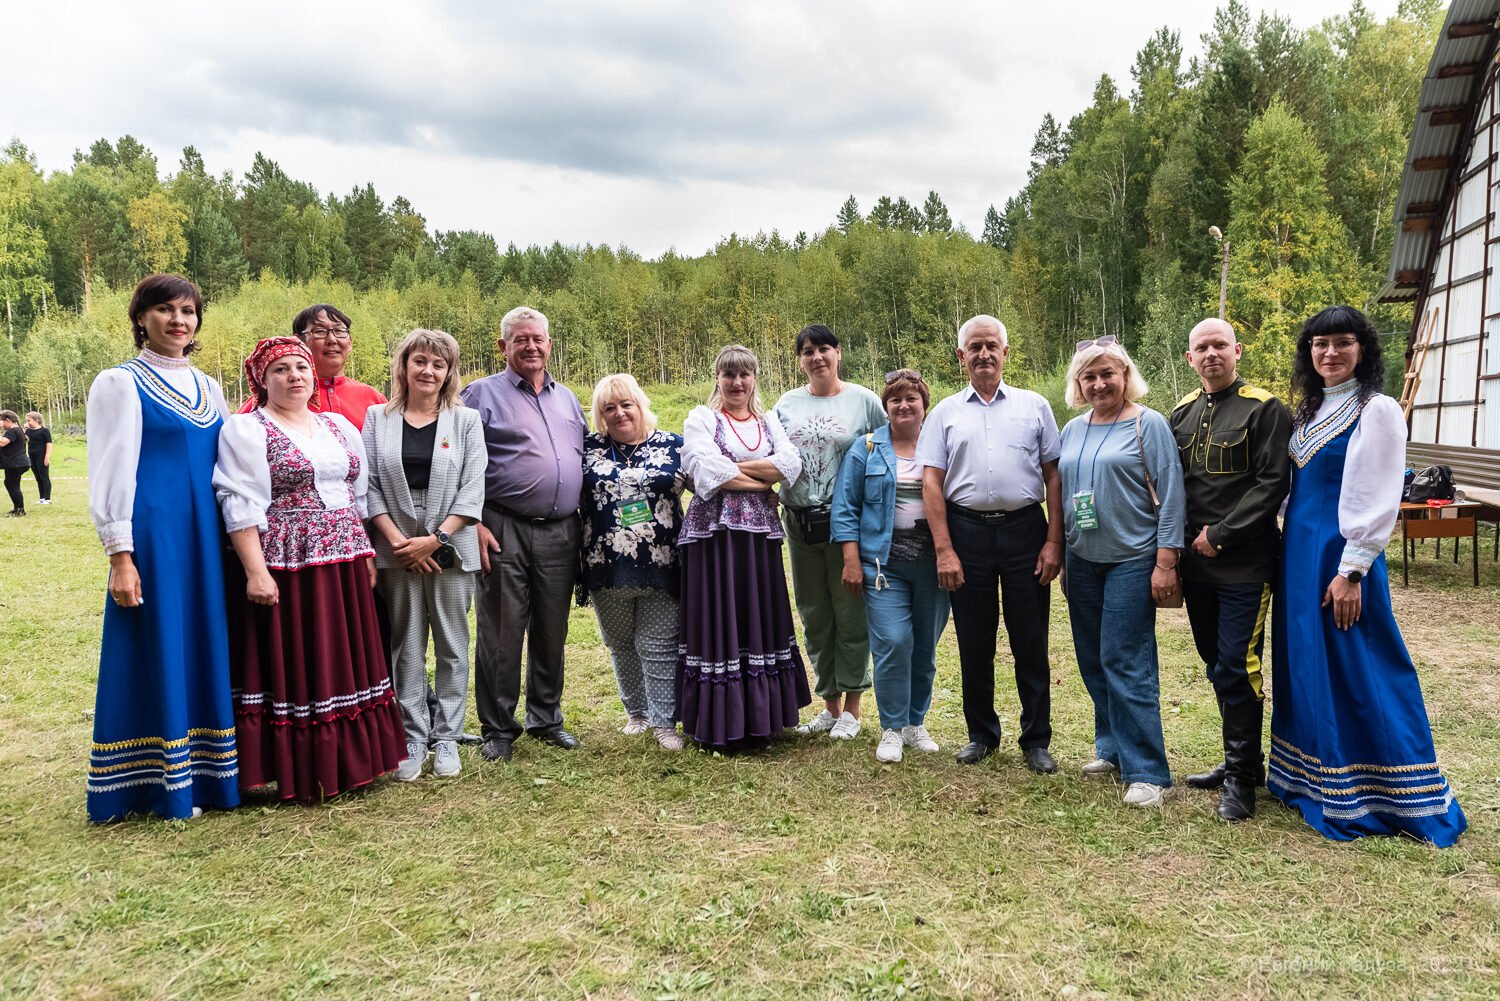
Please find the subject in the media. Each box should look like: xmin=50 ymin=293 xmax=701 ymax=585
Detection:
xmin=947 ymin=502 xmax=1039 ymax=526
xmin=484 ymin=501 xmax=573 ymax=524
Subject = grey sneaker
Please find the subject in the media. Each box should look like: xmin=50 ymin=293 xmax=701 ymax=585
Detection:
xmin=622 ymin=715 xmax=650 ymax=735
xmin=432 ymin=740 xmax=461 ymax=778
xmin=653 ymin=726 xmax=685 ymax=751
xmin=1081 ymin=758 xmax=1119 ymax=777
xmin=876 ymin=729 xmax=904 ymax=763
xmin=395 ymin=741 xmax=427 ymax=782
xmin=796 ymin=709 xmax=836 ymax=735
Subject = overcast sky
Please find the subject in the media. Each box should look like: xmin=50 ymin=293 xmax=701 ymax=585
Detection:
xmin=5 ymin=0 xmax=1404 ymax=259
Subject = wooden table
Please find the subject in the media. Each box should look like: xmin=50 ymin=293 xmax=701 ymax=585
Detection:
xmin=1398 ymin=501 xmax=1483 ymax=586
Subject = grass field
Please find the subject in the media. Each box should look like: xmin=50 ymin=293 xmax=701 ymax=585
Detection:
xmin=2 ymin=399 xmax=1499 ymax=1001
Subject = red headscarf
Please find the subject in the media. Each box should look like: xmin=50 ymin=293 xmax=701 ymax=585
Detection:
xmin=244 ymin=337 xmax=315 ymax=398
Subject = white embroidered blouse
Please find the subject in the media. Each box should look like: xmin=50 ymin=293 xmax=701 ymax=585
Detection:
xmin=212 ymin=410 xmax=370 ymax=534
xmin=86 ymin=349 xmax=231 ymax=555
xmin=680 ymin=405 xmax=802 ymax=499
xmin=1289 ymin=381 xmax=1406 ymax=575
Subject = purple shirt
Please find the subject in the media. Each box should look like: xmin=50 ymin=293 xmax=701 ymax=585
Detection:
xmin=460 ymin=369 xmax=585 ymax=519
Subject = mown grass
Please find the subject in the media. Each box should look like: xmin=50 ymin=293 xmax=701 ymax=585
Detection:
xmin=2 ymin=412 xmax=1498 ymax=1001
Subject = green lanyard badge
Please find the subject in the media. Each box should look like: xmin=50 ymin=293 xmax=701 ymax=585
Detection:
xmin=1072 ymin=490 xmax=1098 ymax=530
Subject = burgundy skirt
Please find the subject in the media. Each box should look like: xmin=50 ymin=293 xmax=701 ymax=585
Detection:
xmin=228 ymin=558 xmax=406 ymax=803
xmin=675 ymin=529 xmax=811 ymax=746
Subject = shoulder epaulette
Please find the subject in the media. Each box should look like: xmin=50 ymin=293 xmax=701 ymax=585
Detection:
xmin=1238 ymin=385 xmax=1274 ymax=403
xmin=1174 ymin=388 xmax=1202 ymax=410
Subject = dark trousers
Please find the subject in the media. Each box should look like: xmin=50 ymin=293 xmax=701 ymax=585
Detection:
xmin=3 ymin=468 xmax=23 ymax=512
xmin=1182 ymin=578 xmax=1270 ymax=708
xmin=29 ymin=458 xmax=50 ymax=501
xmin=473 ymin=507 xmax=579 ymax=742
xmin=947 ymin=503 xmax=1052 ymax=749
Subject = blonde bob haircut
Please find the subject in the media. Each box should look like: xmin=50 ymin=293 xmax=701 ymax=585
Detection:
xmin=385 ymin=328 xmax=463 ymax=414
xmin=591 ymin=373 xmax=658 ymax=437
xmin=1064 ymin=340 xmax=1150 ymax=409
xmin=705 ymin=343 xmax=766 ymax=417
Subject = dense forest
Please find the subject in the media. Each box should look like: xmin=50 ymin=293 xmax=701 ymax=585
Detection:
xmin=0 ymin=0 xmax=1440 ymax=421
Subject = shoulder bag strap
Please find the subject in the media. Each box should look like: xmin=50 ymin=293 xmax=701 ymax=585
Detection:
xmin=1134 ymin=412 xmax=1160 ymax=511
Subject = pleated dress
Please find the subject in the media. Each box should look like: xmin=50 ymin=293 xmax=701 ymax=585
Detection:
xmin=675 ymin=406 xmax=811 ymax=746
xmin=216 ymin=409 xmax=405 ymax=803
xmin=1269 ymin=391 xmax=1466 ymax=846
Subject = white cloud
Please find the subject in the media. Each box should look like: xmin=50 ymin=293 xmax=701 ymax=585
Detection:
xmin=3 ymin=0 xmax=1406 ymax=257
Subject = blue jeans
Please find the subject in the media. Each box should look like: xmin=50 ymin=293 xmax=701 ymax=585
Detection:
xmin=865 ymin=559 xmax=951 ymax=731
xmin=1065 ymin=551 xmax=1172 ymax=787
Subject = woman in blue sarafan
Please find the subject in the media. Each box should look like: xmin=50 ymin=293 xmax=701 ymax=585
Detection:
xmin=83 ymin=274 xmax=239 ymax=822
xmin=1270 ymin=305 xmax=1465 ymax=846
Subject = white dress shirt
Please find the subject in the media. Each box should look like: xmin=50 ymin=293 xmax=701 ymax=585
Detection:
xmin=916 ymin=381 xmax=1062 ymax=511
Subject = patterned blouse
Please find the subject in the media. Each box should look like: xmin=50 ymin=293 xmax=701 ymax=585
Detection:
xmin=579 ymin=429 xmax=685 ymax=599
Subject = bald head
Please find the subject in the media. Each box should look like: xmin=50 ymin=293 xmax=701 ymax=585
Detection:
xmin=1185 ymin=318 xmax=1242 ymax=391
xmin=1188 ymin=318 xmax=1234 ymax=347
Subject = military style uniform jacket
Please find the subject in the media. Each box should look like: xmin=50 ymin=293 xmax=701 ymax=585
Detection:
xmin=1169 ymin=378 xmax=1292 ymax=585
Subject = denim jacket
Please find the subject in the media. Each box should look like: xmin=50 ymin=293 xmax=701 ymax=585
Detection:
xmin=830 ymin=423 xmax=899 ymax=566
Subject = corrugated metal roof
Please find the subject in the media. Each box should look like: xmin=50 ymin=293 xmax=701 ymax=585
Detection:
xmin=1379 ymin=0 xmax=1500 ymax=303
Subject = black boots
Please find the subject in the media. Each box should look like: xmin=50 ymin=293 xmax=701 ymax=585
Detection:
xmin=1186 ymin=759 xmax=1228 ymax=789
xmin=1216 ymin=699 xmax=1264 ymax=822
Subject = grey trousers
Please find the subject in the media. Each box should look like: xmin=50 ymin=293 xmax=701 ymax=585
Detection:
xmin=474 ymin=507 xmax=580 ymax=741
xmin=377 ymin=561 xmax=476 ymax=746
xmin=591 ymin=587 xmax=678 ymax=728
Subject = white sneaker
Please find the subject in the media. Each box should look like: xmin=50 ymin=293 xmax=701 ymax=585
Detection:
xmin=432 ymin=740 xmax=461 ymax=778
xmin=395 ymin=741 xmax=428 ymax=782
xmin=796 ymin=709 xmax=837 ymax=735
xmin=1081 ymin=758 xmax=1119 ymax=777
xmin=1123 ymin=782 xmax=1166 ymax=807
xmin=622 ymin=715 xmax=650 ymax=735
xmin=901 ymin=725 xmax=940 ymax=752
xmin=876 ymin=729 xmax=904 ymax=763
xmin=829 ymin=712 xmax=861 ymax=740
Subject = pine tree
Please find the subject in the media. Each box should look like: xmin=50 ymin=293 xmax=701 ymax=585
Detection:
xmin=981 ymin=205 xmax=1005 ymax=249
xmin=867 ymin=196 xmax=896 ymax=229
xmin=836 ymin=195 xmax=861 ymax=233
xmin=921 ymin=191 xmax=952 ymax=235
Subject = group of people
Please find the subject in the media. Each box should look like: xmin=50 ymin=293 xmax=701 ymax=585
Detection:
xmin=84 ymin=271 xmax=1466 ymax=850
xmin=1 ymin=408 xmax=53 ymax=516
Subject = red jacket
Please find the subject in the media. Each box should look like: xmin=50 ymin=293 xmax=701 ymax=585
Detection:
xmin=238 ymin=375 xmax=388 ymax=431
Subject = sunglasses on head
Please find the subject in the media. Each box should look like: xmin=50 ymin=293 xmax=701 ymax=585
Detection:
xmin=885 ymin=368 xmax=922 ymax=383
xmin=1075 ymin=335 xmax=1118 ymax=353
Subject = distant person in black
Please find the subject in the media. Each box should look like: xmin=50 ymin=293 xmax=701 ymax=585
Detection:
xmin=24 ymin=412 xmax=52 ymax=505
xmin=0 ymin=410 xmax=28 ymax=517
xmin=1169 ymin=319 xmax=1292 ymax=822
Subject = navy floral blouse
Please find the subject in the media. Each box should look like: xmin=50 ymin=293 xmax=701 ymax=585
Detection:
xmin=579 ymin=429 xmax=686 ymax=600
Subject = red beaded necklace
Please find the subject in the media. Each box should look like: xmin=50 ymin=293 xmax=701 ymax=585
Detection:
xmin=721 ymin=408 xmax=763 ymax=451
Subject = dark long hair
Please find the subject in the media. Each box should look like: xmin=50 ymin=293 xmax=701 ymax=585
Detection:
xmin=1290 ymin=305 xmax=1384 ymax=426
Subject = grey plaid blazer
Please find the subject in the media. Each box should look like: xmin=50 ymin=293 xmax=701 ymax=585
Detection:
xmin=362 ymin=404 xmax=487 ymax=571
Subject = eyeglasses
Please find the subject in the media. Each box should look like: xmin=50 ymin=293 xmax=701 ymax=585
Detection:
xmin=885 ymin=369 xmax=922 ymax=383
xmin=1310 ymin=337 xmax=1360 ymax=354
xmin=1075 ymin=335 xmax=1118 ymax=352
xmin=303 ymin=326 xmax=351 ymax=342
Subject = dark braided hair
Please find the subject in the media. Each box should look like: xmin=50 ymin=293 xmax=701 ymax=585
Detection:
xmin=1290 ymin=305 xmax=1385 ymax=427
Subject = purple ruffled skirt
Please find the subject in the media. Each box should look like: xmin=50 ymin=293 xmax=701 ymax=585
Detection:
xmin=675 ymin=528 xmax=811 ymax=746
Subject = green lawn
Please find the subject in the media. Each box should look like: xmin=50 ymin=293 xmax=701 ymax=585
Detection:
xmin=2 ymin=417 xmax=1498 ymax=1001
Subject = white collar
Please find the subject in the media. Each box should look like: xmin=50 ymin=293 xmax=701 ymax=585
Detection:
xmin=139 ymin=348 xmax=192 ymax=370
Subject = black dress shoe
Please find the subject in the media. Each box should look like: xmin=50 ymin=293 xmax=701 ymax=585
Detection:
xmin=955 ymin=741 xmax=996 ymax=764
xmin=533 ymin=727 xmax=579 ymax=750
xmin=1186 ymin=761 xmax=1227 ymax=789
xmin=1023 ymin=746 xmax=1057 ymax=774
xmin=480 ymin=737 xmax=513 ymax=762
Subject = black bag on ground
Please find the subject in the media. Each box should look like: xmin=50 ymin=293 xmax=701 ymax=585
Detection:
xmin=1406 ymin=465 xmax=1455 ymax=504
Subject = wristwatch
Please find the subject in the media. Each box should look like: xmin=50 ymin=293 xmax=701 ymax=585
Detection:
xmin=434 ymin=529 xmax=451 ymax=546
xmin=1341 ymin=568 xmax=1363 ymax=583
